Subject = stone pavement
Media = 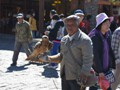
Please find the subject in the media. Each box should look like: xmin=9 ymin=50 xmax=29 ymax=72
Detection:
xmin=0 ymin=34 xmax=61 ymax=90
xmin=1 ymin=34 xmax=120 ymax=90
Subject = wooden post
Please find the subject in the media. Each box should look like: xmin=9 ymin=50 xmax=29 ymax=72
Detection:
xmin=0 ymin=0 xmax=1 ymax=19
xmin=24 ymin=0 xmax=27 ymax=12
xmin=62 ymin=0 xmax=67 ymax=15
xmin=38 ymin=0 xmax=44 ymax=37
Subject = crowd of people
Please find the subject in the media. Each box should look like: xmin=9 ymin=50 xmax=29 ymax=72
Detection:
xmin=10 ymin=9 xmax=120 ymax=90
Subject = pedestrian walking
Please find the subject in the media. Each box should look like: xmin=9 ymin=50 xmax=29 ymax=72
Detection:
xmin=44 ymin=10 xmax=60 ymax=69
xmin=89 ymin=13 xmax=116 ymax=90
xmin=46 ymin=9 xmax=57 ymax=31
xmin=48 ymin=14 xmax=65 ymax=69
xmin=74 ymin=9 xmax=87 ymax=34
xmin=111 ymin=26 xmax=120 ymax=90
xmin=11 ymin=13 xmax=32 ymax=66
xmin=29 ymin=13 xmax=37 ymax=38
xmin=39 ymin=15 xmax=94 ymax=90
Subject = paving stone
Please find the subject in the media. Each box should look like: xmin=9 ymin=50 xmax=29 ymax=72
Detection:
xmin=0 ymin=34 xmax=61 ymax=90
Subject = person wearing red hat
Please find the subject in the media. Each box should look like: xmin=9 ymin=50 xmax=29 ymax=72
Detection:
xmin=74 ymin=9 xmax=87 ymax=34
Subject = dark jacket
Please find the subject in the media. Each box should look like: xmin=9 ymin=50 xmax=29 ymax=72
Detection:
xmin=49 ymin=20 xmax=64 ymax=41
xmin=89 ymin=29 xmax=116 ymax=74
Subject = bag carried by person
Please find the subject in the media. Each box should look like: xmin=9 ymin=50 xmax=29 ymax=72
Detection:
xmin=98 ymin=77 xmax=110 ymax=90
xmin=105 ymin=70 xmax=115 ymax=84
xmin=77 ymin=68 xmax=98 ymax=87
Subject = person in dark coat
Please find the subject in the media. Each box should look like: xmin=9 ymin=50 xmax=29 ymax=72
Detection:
xmin=89 ymin=13 xmax=116 ymax=90
xmin=47 ymin=14 xmax=65 ymax=69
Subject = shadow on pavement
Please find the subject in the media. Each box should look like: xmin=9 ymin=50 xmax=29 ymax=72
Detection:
xmin=42 ymin=66 xmax=59 ymax=78
xmin=28 ymin=61 xmax=47 ymax=66
xmin=0 ymin=34 xmax=15 ymax=50
xmin=6 ymin=63 xmax=30 ymax=72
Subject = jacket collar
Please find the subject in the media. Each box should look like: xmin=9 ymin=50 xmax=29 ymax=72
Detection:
xmin=17 ymin=20 xmax=26 ymax=24
xmin=72 ymin=29 xmax=81 ymax=41
xmin=67 ymin=29 xmax=81 ymax=41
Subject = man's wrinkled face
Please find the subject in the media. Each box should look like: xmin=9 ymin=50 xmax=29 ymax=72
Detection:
xmin=65 ymin=20 xmax=78 ymax=36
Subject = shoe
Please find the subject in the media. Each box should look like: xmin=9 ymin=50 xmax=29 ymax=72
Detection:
xmin=52 ymin=65 xmax=58 ymax=69
xmin=47 ymin=65 xmax=58 ymax=69
xmin=10 ymin=62 xmax=17 ymax=66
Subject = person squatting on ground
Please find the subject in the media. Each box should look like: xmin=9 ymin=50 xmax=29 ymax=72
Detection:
xmin=111 ymin=26 xmax=120 ymax=90
xmin=89 ymin=13 xmax=116 ymax=90
xmin=39 ymin=15 xmax=94 ymax=90
xmin=11 ymin=13 xmax=32 ymax=66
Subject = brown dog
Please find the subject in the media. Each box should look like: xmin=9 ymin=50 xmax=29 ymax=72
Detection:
xmin=26 ymin=35 xmax=53 ymax=63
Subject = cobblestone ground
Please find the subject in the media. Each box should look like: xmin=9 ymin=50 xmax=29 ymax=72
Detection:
xmin=1 ymin=34 xmax=120 ymax=90
xmin=0 ymin=34 xmax=61 ymax=90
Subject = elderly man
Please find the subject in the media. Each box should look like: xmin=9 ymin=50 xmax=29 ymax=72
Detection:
xmin=40 ymin=15 xmax=93 ymax=90
xmin=11 ymin=13 xmax=32 ymax=66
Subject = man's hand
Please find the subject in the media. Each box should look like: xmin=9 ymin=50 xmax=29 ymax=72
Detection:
xmin=77 ymin=73 xmax=88 ymax=85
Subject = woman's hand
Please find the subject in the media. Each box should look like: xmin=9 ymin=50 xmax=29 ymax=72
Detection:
xmin=99 ymin=73 xmax=105 ymax=79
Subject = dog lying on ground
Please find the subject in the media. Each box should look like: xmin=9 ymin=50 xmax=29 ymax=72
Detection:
xmin=26 ymin=35 xmax=53 ymax=63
